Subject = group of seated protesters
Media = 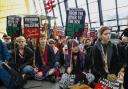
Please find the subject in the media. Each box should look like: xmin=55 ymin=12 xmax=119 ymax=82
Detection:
xmin=0 ymin=26 xmax=128 ymax=89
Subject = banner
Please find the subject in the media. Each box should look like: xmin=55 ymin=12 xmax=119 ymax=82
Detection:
xmin=65 ymin=8 xmax=85 ymax=37
xmin=24 ymin=16 xmax=40 ymax=38
xmin=6 ymin=15 xmax=21 ymax=37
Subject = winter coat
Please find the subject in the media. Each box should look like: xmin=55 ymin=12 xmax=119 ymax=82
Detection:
xmin=35 ymin=46 xmax=48 ymax=68
xmin=0 ymin=40 xmax=11 ymax=61
xmin=123 ymin=44 xmax=128 ymax=89
xmin=47 ymin=45 xmax=60 ymax=67
xmin=11 ymin=46 xmax=34 ymax=69
xmin=91 ymin=39 xmax=120 ymax=82
xmin=117 ymin=42 xmax=127 ymax=68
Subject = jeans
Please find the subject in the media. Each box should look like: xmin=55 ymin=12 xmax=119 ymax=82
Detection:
xmin=0 ymin=65 xmax=10 ymax=87
xmin=21 ymin=65 xmax=34 ymax=77
xmin=0 ymin=63 xmax=16 ymax=89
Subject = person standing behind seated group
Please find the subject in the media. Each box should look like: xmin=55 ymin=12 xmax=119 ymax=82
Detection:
xmin=91 ymin=26 xmax=120 ymax=82
xmin=11 ymin=36 xmax=34 ymax=79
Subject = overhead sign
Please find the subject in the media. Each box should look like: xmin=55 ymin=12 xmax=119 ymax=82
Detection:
xmin=6 ymin=15 xmax=21 ymax=37
xmin=65 ymin=8 xmax=85 ymax=37
xmin=24 ymin=16 xmax=40 ymax=38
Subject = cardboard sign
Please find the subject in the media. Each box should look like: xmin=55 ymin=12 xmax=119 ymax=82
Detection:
xmin=6 ymin=15 xmax=21 ymax=37
xmin=24 ymin=16 xmax=40 ymax=38
xmin=56 ymin=26 xmax=65 ymax=36
xmin=66 ymin=8 xmax=85 ymax=37
xmin=95 ymin=78 xmax=120 ymax=89
xmin=95 ymin=83 xmax=111 ymax=89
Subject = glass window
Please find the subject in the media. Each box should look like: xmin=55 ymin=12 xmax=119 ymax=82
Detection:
xmin=77 ymin=0 xmax=89 ymax=23
xmin=111 ymin=27 xmax=118 ymax=31
xmin=60 ymin=2 xmax=66 ymax=26
xmin=117 ymin=0 xmax=128 ymax=7
xmin=53 ymin=1 xmax=62 ymax=26
xmin=59 ymin=0 xmax=64 ymax=2
xmin=118 ymin=7 xmax=128 ymax=19
xmin=91 ymin=22 xmax=100 ymax=28
xmin=90 ymin=13 xmax=99 ymax=22
xmin=119 ymin=19 xmax=128 ymax=25
xmin=89 ymin=2 xmax=98 ymax=14
xmin=88 ymin=0 xmax=97 ymax=3
xmin=104 ymin=21 xmax=117 ymax=27
xmin=67 ymin=0 xmax=76 ymax=8
xmin=88 ymin=1 xmax=100 ymax=28
xmin=101 ymin=0 xmax=116 ymax=20
xmin=38 ymin=0 xmax=46 ymax=15
xmin=120 ymin=26 xmax=127 ymax=31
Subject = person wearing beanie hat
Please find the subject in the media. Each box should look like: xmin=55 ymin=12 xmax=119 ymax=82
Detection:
xmin=91 ymin=26 xmax=120 ymax=83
